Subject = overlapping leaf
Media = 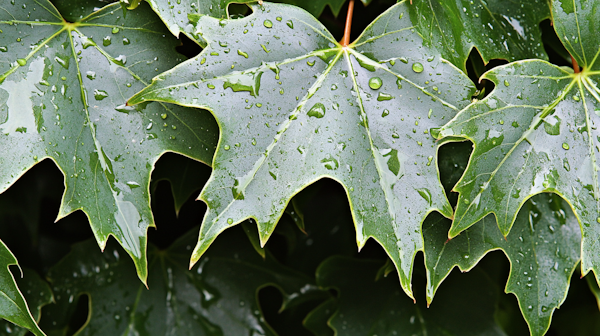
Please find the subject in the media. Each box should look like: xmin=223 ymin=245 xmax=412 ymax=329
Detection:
xmin=307 ymin=256 xmax=507 ymax=335
xmin=0 ymin=240 xmax=48 ymax=336
xmin=0 ymin=268 xmax=53 ymax=336
xmin=40 ymin=226 xmax=315 ymax=336
xmin=436 ymin=0 xmax=600 ymax=287
xmin=408 ymin=0 xmax=551 ymax=70
xmin=128 ymin=1 xmax=476 ymax=298
xmin=424 ymin=193 xmax=580 ymax=336
xmin=0 ymin=0 xmax=219 ymax=282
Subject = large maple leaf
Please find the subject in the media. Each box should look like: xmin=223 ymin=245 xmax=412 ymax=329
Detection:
xmin=435 ymin=0 xmax=600 ymax=287
xmin=129 ymin=1 xmax=476 ymax=298
xmin=0 ymin=0 xmax=219 ymax=282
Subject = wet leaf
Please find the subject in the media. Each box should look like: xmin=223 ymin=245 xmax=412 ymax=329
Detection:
xmin=310 ymin=256 xmax=507 ymax=335
xmin=0 ymin=0 xmax=219 ymax=283
xmin=409 ymin=0 xmax=551 ymax=70
xmin=40 ymin=226 xmax=315 ymax=336
xmin=0 ymin=240 xmax=47 ymax=336
xmin=128 ymin=1 xmax=476 ymax=298
xmin=0 ymin=268 xmax=53 ymax=336
xmin=424 ymin=193 xmax=581 ymax=336
xmin=436 ymin=0 xmax=600 ymax=286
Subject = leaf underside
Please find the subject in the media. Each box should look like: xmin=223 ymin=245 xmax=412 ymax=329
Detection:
xmin=128 ymin=1 xmax=476 ymax=298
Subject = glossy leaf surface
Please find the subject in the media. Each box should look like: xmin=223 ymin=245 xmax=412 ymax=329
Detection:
xmin=129 ymin=1 xmax=476 ymax=298
xmin=0 ymin=240 xmax=46 ymax=336
xmin=437 ymin=0 xmax=600 ymax=284
xmin=0 ymin=0 xmax=219 ymax=282
xmin=0 ymin=268 xmax=53 ymax=336
xmin=424 ymin=193 xmax=580 ymax=336
xmin=313 ymin=256 xmax=507 ymax=335
xmin=409 ymin=0 xmax=550 ymax=70
xmin=41 ymin=227 xmax=314 ymax=336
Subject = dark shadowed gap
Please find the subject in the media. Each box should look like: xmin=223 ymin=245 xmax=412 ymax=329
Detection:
xmin=67 ymin=294 xmax=90 ymax=336
xmin=0 ymin=159 xmax=93 ymax=274
xmin=539 ymin=19 xmax=572 ymax=69
xmin=465 ymin=49 xmax=507 ymax=100
xmin=259 ymin=285 xmax=322 ymax=336
xmin=175 ymin=33 xmax=204 ymax=60
xmin=437 ymin=140 xmax=473 ymax=209
xmin=545 ymin=271 xmax=600 ymax=336
xmin=148 ymin=153 xmax=211 ymax=249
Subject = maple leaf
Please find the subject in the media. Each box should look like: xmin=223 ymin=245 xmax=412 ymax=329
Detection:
xmin=129 ymin=1 xmax=476 ymax=298
xmin=424 ymin=194 xmax=581 ymax=336
xmin=435 ymin=0 xmax=600 ymax=289
xmin=0 ymin=0 xmax=218 ymax=282
xmin=409 ymin=0 xmax=551 ymax=70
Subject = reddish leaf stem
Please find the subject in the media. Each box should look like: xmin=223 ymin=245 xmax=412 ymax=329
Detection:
xmin=341 ymin=0 xmax=355 ymax=47
xmin=572 ymin=55 xmax=580 ymax=73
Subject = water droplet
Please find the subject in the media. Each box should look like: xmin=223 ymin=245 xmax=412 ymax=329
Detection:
xmin=103 ymin=36 xmax=111 ymax=46
xmin=377 ymin=92 xmax=393 ymax=101
xmin=237 ymin=49 xmax=249 ymax=58
xmin=412 ymin=62 xmax=424 ymax=73
xmin=382 ymin=109 xmax=390 ymax=117
xmin=369 ymin=77 xmax=382 ymax=90
xmin=224 ymin=145 xmax=230 ymax=150
xmin=161 ymin=113 xmax=168 ymax=120
xmin=0 ymin=46 xmax=7 ymax=52
xmin=94 ymin=89 xmax=109 ymax=100
xmin=86 ymin=71 xmax=96 ymax=80
xmin=122 ymin=37 xmax=130 ymax=45
xmin=17 ymin=58 xmax=26 ymax=66
xmin=417 ymin=188 xmax=432 ymax=206
xmin=112 ymin=27 xmax=120 ymax=34
xmin=227 ymin=218 xmax=233 ymax=224
xmin=127 ymin=181 xmax=140 ymax=188
xmin=562 ymin=142 xmax=569 ymax=150
xmin=308 ymin=103 xmax=326 ymax=118
xmin=321 ymin=155 xmax=339 ymax=170
xmin=396 ymin=78 xmax=402 ymax=89
xmin=504 ymin=80 xmax=510 ymax=87
xmin=263 ymin=20 xmax=273 ymax=28
xmin=286 ymin=20 xmax=294 ymax=29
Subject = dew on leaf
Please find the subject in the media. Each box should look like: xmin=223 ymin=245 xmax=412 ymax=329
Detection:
xmin=263 ymin=20 xmax=273 ymax=28
xmin=17 ymin=58 xmax=26 ymax=66
xmin=94 ymin=89 xmax=109 ymax=101
xmin=412 ymin=62 xmax=424 ymax=73
xmin=369 ymin=77 xmax=383 ymax=90
xmin=562 ymin=142 xmax=569 ymax=150
xmin=103 ymin=36 xmax=111 ymax=46
xmin=286 ymin=20 xmax=293 ymax=28
xmin=227 ymin=218 xmax=233 ymax=224
xmin=377 ymin=93 xmax=393 ymax=101
xmin=307 ymin=103 xmax=326 ymax=118
xmin=112 ymin=27 xmax=120 ymax=34
xmin=321 ymin=156 xmax=339 ymax=170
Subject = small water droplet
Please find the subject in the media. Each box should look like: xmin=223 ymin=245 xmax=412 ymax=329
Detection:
xmin=369 ymin=77 xmax=382 ymax=90
xmin=112 ymin=27 xmax=120 ymax=34
xmin=17 ymin=58 xmax=26 ymax=66
xmin=412 ymin=62 xmax=424 ymax=73
xmin=263 ymin=20 xmax=273 ymax=28
xmin=504 ymin=80 xmax=510 ymax=87
xmin=562 ymin=142 xmax=569 ymax=150
xmin=224 ymin=145 xmax=230 ymax=150
xmin=103 ymin=36 xmax=111 ymax=46
xmin=227 ymin=218 xmax=233 ymax=224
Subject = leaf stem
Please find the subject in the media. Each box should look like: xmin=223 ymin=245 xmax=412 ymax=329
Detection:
xmin=572 ymin=55 xmax=580 ymax=73
xmin=341 ymin=0 xmax=355 ymax=47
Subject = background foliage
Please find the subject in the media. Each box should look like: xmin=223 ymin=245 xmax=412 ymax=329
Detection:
xmin=1 ymin=0 xmax=600 ymax=335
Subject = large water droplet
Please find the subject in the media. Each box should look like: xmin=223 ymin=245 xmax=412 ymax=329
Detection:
xmin=94 ymin=89 xmax=109 ymax=100
xmin=308 ymin=103 xmax=326 ymax=118
xmin=369 ymin=77 xmax=382 ymax=90
xmin=412 ymin=62 xmax=424 ymax=73
xmin=321 ymin=155 xmax=339 ymax=170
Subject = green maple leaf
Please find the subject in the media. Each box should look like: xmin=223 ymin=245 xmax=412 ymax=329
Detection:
xmin=424 ymin=193 xmax=581 ymax=336
xmin=40 ymin=227 xmax=316 ymax=336
xmin=435 ymin=0 xmax=600 ymax=290
xmin=0 ymin=240 xmax=48 ymax=336
xmin=0 ymin=0 xmax=219 ymax=282
xmin=0 ymin=268 xmax=53 ymax=336
xmin=129 ymin=1 xmax=476 ymax=298
xmin=307 ymin=256 xmax=507 ymax=335
xmin=143 ymin=0 xmax=375 ymax=44
xmin=409 ymin=0 xmax=551 ymax=70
